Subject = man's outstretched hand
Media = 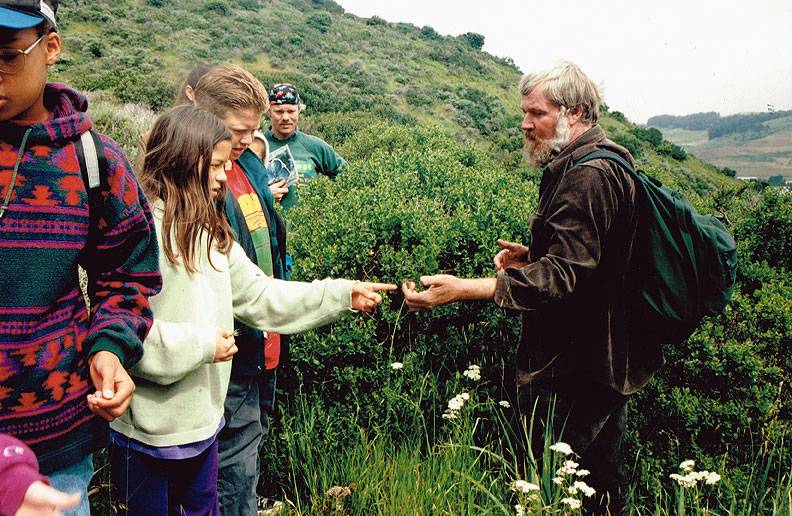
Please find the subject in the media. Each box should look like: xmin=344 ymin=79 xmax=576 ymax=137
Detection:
xmin=402 ymin=275 xmax=464 ymax=310
xmin=86 ymin=351 xmax=135 ymax=422
xmin=402 ymin=275 xmax=497 ymax=310
xmin=352 ymin=282 xmax=398 ymax=312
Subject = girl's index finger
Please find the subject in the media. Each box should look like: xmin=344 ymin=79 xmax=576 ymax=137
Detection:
xmin=366 ymin=282 xmax=398 ymax=291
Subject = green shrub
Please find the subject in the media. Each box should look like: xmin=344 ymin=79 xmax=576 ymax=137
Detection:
xmin=612 ymin=132 xmax=642 ymax=158
xmin=205 ymin=0 xmax=230 ymax=15
xmin=631 ymin=126 xmax=664 ymax=148
xmin=281 ymin=123 xmax=535 ymax=440
xmin=734 ymin=188 xmax=792 ymax=271
xmin=306 ymin=12 xmax=332 ymax=33
xmin=610 ymin=110 xmax=628 ymax=123
xmin=366 ymin=15 xmax=387 ymax=26
xmin=460 ymin=32 xmax=485 ymax=50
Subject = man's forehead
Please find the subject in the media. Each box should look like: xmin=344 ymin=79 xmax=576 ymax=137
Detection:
xmin=522 ymin=87 xmax=556 ymax=110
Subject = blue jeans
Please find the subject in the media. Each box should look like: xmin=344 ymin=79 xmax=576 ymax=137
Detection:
xmin=217 ymin=370 xmax=277 ymax=516
xmin=48 ymin=453 xmax=93 ymax=516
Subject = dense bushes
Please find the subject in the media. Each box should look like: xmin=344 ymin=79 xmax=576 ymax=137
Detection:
xmin=278 ymin=123 xmax=534 ymax=438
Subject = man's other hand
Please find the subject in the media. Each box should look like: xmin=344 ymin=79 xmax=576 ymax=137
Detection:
xmin=87 ymin=351 xmax=135 ymax=422
xmin=493 ymin=239 xmax=529 ymax=271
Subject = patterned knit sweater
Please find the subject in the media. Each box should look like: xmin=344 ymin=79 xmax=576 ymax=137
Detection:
xmin=0 ymin=84 xmax=162 ymax=474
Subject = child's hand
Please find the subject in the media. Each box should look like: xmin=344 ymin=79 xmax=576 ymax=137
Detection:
xmin=214 ymin=330 xmax=237 ymax=363
xmin=351 ymin=282 xmax=398 ymax=312
xmin=17 ymin=480 xmax=81 ymax=516
xmin=86 ymin=351 xmax=136 ymax=422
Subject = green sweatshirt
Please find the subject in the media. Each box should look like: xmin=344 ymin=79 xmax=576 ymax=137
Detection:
xmin=109 ymin=203 xmax=355 ymax=447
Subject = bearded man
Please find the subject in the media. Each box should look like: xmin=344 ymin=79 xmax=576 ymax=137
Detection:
xmin=403 ymin=62 xmax=656 ymax=515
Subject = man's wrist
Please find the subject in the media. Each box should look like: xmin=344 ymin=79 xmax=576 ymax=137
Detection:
xmin=460 ymin=278 xmax=497 ymax=302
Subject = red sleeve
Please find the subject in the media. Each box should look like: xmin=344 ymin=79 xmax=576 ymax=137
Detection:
xmin=0 ymin=434 xmax=48 ymax=516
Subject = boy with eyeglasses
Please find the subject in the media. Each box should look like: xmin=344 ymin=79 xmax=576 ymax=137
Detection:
xmin=0 ymin=1 xmax=162 ymax=514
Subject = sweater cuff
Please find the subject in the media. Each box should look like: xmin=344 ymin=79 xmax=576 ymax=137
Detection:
xmin=338 ymin=279 xmax=357 ymax=312
xmin=494 ymin=270 xmax=514 ymax=308
xmin=0 ymin=461 xmax=47 ymax=515
xmin=88 ymin=337 xmax=127 ymax=366
xmin=201 ymin=330 xmax=218 ymax=364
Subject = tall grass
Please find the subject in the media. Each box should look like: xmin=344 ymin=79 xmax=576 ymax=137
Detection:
xmin=270 ymin=364 xmax=791 ymax=515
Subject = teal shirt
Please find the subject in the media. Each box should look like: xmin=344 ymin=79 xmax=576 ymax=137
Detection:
xmin=265 ymin=129 xmax=345 ymax=210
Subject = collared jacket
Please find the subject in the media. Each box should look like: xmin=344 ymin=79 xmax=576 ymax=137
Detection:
xmin=494 ymin=126 xmax=664 ymax=395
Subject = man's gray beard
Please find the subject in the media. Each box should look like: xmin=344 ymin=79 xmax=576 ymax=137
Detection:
xmin=523 ymin=113 xmax=571 ymax=167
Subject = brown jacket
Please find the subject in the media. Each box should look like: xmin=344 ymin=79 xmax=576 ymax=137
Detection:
xmin=494 ymin=126 xmax=664 ymax=395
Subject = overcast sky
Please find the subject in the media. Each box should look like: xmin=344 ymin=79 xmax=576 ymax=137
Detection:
xmin=336 ymin=0 xmax=792 ymax=124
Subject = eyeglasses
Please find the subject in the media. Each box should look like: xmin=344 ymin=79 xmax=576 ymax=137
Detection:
xmin=0 ymin=34 xmax=46 ymax=75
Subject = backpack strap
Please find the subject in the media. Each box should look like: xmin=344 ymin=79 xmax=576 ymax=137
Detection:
xmin=574 ymin=150 xmax=635 ymax=175
xmin=74 ymin=131 xmax=108 ymax=230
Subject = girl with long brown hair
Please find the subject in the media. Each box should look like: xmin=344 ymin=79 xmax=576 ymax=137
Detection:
xmin=109 ymin=105 xmax=394 ymax=515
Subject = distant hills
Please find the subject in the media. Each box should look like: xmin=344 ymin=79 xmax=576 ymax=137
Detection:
xmin=648 ymin=111 xmax=792 ymax=179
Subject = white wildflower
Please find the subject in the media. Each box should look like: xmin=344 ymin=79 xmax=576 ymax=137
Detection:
xmin=441 ymin=412 xmax=458 ymax=420
xmin=561 ymin=497 xmax=582 ymax=510
xmin=557 ymin=460 xmax=578 ymax=476
xmin=460 ymin=392 xmax=470 ymax=401
xmin=704 ymin=471 xmax=721 ymax=485
xmin=448 ymin=398 xmax=463 ymax=411
xmin=390 ymin=362 xmax=403 ymax=370
xmin=514 ymin=504 xmax=524 ymax=516
xmin=463 ymin=364 xmax=481 ymax=381
xmin=550 ymin=442 xmax=573 ymax=455
xmin=510 ymin=480 xmax=540 ymax=494
xmin=552 ymin=477 xmax=564 ymax=485
xmin=572 ymin=481 xmax=596 ymax=498
xmin=499 ymin=400 xmax=511 ymax=408
xmin=679 ymin=459 xmax=695 ymax=472
xmin=575 ymin=469 xmax=590 ymax=477
xmin=670 ymin=473 xmax=697 ymax=488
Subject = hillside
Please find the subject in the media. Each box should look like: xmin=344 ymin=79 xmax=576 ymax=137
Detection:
xmin=649 ymin=111 xmax=792 ymax=179
xmin=52 ymin=0 xmax=736 ymax=198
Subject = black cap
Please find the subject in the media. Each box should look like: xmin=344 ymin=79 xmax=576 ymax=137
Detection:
xmin=0 ymin=0 xmax=58 ymax=30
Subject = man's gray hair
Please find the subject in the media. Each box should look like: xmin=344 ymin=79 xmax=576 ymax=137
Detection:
xmin=519 ymin=61 xmax=603 ymax=124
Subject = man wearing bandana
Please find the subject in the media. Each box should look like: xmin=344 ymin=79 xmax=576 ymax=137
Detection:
xmin=263 ymin=83 xmax=346 ymax=210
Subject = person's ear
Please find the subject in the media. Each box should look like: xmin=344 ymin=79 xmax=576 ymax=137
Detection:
xmin=44 ymin=32 xmax=61 ymax=66
xmin=185 ymin=85 xmax=195 ymax=103
xmin=567 ymin=105 xmax=584 ymax=125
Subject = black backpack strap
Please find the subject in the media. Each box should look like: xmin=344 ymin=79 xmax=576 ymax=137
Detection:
xmin=573 ymin=150 xmax=635 ymax=175
xmin=74 ymin=130 xmax=108 ymax=231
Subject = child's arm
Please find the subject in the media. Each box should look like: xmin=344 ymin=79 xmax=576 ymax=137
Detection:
xmin=129 ymin=323 xmax=233 ymax=386
xmin=227 ymin=242 xmax=356 ymax=333
xmin=77 ymin=136 xmax=162 ymax=418
xmin=77 ymin=136 xmax=162 ymax=367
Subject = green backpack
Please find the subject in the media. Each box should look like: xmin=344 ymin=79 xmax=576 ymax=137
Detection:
xmin=574 ymin=150 xmax=738 ymax=344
